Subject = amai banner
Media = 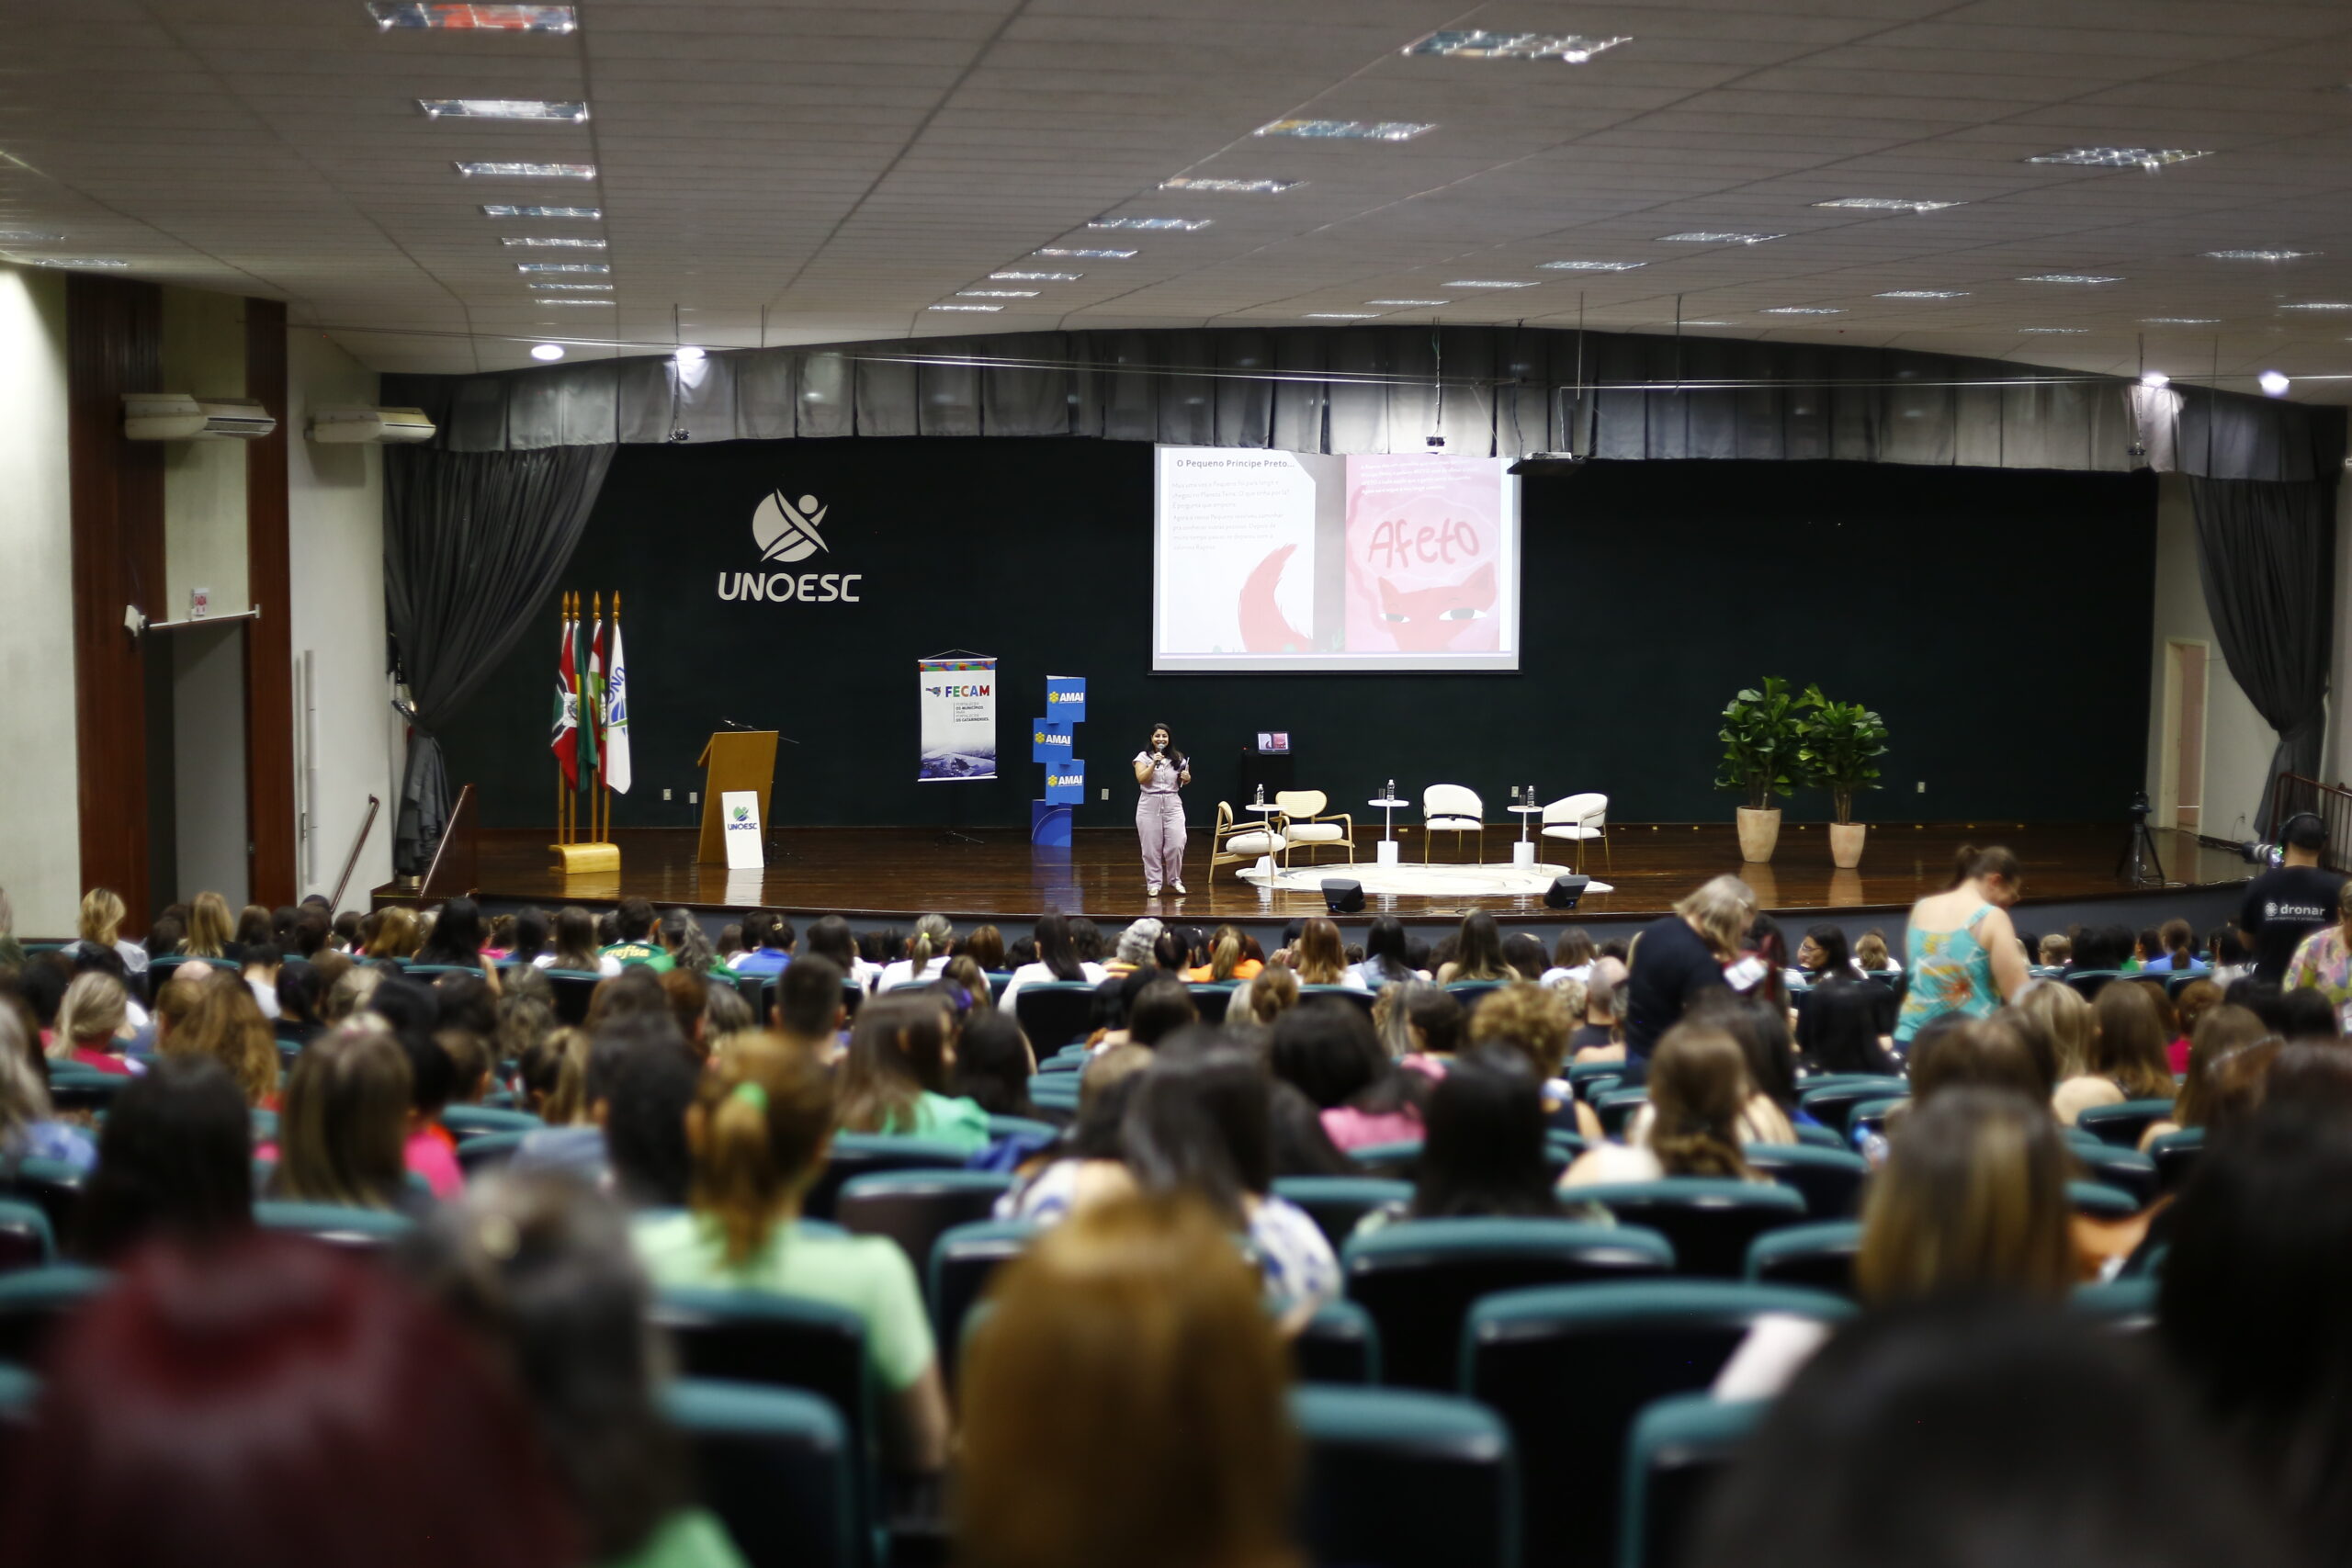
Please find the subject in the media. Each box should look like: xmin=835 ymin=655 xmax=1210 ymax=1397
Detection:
xmin=919 ymin=658 xmax=997 ymax=782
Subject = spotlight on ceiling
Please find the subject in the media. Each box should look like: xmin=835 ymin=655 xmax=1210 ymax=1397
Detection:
xmin=530 ymin=343 xmax=565 ymax=362
xmin=2140 ymin=370 xmax=2170 ymax=389
xmin=2258 ymin=369 xmax=2291 ymax=397
xmin=674 ymin=345 xmax=706 ymax=366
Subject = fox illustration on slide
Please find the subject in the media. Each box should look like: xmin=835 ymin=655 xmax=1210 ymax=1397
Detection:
xmin=1375 ymin=562 xmax=1496 ymax=651
xmin=1238 ymin=543 xmax=1311 ymax=652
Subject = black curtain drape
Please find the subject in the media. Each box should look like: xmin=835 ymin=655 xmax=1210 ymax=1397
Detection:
xmin=2188 ymin=476 xmax=2337 ymax=835
xmin=385 ymin=444 xmax=615 ymax=872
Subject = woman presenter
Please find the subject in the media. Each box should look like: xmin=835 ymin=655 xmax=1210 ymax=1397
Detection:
xmin=1132 ymin=722 xmax=1192 ymax=897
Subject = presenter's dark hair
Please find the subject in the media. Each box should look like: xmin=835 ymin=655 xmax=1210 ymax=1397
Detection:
xmin=1146 ymin=720 xmax=1185 ymax=771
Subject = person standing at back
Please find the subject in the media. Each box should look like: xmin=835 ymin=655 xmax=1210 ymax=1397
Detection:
xmin=1621 ymin=875 xmax=1753 ymax=1082
xmin=1894 ymin=845 xmax=2030 ymax=1048
xmin=2241 ymin=812 xmax=2346 ymax=986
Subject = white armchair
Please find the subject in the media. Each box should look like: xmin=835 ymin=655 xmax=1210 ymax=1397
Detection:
xmin=1212 ymin=800 xmax=1288 ymax=877
xmin=1272 ymin=789 xmax=1352 ymax=867
xmin=1541 ymin=791 xmax=1610 ymax=872
xmin=1421 ymin=784 xmax=1485 ymax=864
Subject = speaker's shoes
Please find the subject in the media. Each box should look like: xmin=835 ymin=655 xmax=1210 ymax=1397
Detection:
xmin=1171 ymin=883 xmax=1187 ymax=895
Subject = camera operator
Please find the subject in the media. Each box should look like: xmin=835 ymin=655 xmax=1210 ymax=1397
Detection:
xmin=2241 ymin=813 xmax=2345 ymax=985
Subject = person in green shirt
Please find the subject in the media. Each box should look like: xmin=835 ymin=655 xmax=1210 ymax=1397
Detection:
xmin=634 ymin=1031 xmax=950 ymax=1477
xmin=835 ymin=994 xmax=992 ymax=1154
xmin=405 ymin=1173 xmax=750 ymax=1568
xmin=658 ymin=907 xmax=738 ymax=981
xmin=602 ymin=897 xmax=674 ymax=972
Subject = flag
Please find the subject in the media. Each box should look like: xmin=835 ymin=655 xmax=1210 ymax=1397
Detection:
xmin=582 ymin=608 xmax=605 ymax=787
xmin=603 ymin=617 xmax=633 ymax=794
xmin=549 ymin=609 xmax=578 ymax=790
xmin=572 ymin=607 xmax=597 ymax=787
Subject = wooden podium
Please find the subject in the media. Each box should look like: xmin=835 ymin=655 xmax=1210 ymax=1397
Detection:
xmin=696 ymin=730 xmax=779 ymax=865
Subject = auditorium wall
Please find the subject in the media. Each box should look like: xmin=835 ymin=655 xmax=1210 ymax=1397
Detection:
xmin=0 ymin=266 xmax=79 ymax=932
xmin=431 ymin=437 xmax=2159 ymax=833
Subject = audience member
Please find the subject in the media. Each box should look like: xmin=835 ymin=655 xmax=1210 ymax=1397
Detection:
xmin=952 ymin=1010 xmax=1039 ymax=1119
xmin=2052 ymin=981 xmax=2177 ymax=1122
xmin=1562 ymin=1022 xmax=1760 ymax=1188
xmin=834 ymin=994 xmax=990 ymax=1151
xmin=601 ymin=898 xmax=670 ymax=971
xmin=1858 ymin=1087 xmax=2075 ymax=1304
xmin=1001 ymin=912 xmax=1108 ymax=1006
xmin=1434 ymin=911 xmax=1510 ymax=984
xmin=1186 ymin=924 xmax=1261 ymax=984
xmin=1894 ymin=846 xmax=2029 ymax=1044
xmin=0 ymin=1007 xmax=94 ymax=1170
xmin=2241 ymin=810 xmax=2344 ymax=984
xmin=164 ymin=969 xmax=279 ymax=1107
xmin=878 ymin=912 xmax=956 ymax=990
xmin=1271 ymin=998 xmax=1425 ymax=1150
xmin=1402 ymin=1047 xmax=1561 ymax=1221
xmin=269 ymin=1027 xmax=418 ymax=1213
xmin=1227 ymin=965 xmax=1299 ymax=1027
xmin=1798 ymin=978 xmax=1899 ymax=1077
xmin=52 ymin=972 xmax=137 ymax=1076
xmin=74 ymin=1057 xmax=253 ymax=1264
xmin=74 ymin=887 xmax=148 ymax=976
xmin=1623 ymin=875 xmax=1751 ymax=1077
xmin=2283 ymin=877 xmax=2352 ymax=1022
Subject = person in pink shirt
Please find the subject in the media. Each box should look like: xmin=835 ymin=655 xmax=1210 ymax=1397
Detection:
xmin=1270 ymin=997 xmax=1431 ymax=1152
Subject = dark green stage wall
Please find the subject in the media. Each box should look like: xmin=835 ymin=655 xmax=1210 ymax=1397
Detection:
xmin=435 ymin=440 xmax=2156 ymax=831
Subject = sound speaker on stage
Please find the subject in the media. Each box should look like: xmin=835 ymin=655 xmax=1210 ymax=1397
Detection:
xmin=1545 ymin=874 xmax=1590 ymax=910
xmin=1322 ymin=879 xmax=1364 ymax=914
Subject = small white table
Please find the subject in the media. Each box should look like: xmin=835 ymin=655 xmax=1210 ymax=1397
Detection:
xmin=1367 ymin=796 xmax=1408 ymax=866
xmin=1246 ymin=801 xmax=1284 ymax=878
xmin=1508 ymin=803 xmax=1544 ymax=867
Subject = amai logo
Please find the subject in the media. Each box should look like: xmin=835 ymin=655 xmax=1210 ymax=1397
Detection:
xmin=718 ymin=487 xmax=865 ymax=604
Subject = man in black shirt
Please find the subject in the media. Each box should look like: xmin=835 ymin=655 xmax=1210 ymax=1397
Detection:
xmin=1622 ymin=874 xmax=1754 ymax=1079
xmin=2240 ymin=813 xmax=2346 ymax=985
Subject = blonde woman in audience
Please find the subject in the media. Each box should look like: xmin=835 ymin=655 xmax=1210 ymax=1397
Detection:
xmin=366 ymin=907 xmax=421 ymax=961
xmin=2137 ymin=1004 xmax=2272 ymax=1149
xmin=1561 ymin=1023 xmax=1761 ymax=1188
xmin=1229 ymin=965 xmax=1300 ymax=1027
xmin=1857 ymin=1086 xmax=2076 ymax=1303
xmin=2053 ymin=982 xmax=2177 ymax=1124
xmin=320 ymin=963 xmax=385 ymax=1025
xmin=1469 ymin=983 xmax=1601 ymax=1139
xmin=1853 ymin=930 xmax=1900 ymax=975
xmin=52 ymin=973 xmax=138 ymax=1077
xmin=2011 ymin=979 xmax=2095 ymax=1083
xmin=184 ymin=891 xmax=235 ymax=961
xmin=634 ymin=1031 xmax=948 ymax=1475
xmin=165 ymin=970 xmax=280 ymax=1108
xmin=1290 ymin=917 xmax=1356 ymax=987
xmin=956 ymin=1194 xmax=1299 ymax=1568
xmin=877 ymin=913 xmax=956 ymax=991
xmin=1184 ymin=924 xmax=1261 ymax=984
xmin=0 ymin=1006 xmax=96 ymax=1170
xmin=76 ymin=888 xmax=149 ymax=976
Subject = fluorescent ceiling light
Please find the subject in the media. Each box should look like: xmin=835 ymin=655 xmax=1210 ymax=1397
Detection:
xmin=0 ymin=230 xmax=62 ymax=243
xmin=991 ymin=270 xmax=1080 ymax=281
xmin=456 ymin=161 xmax=595 ymax=179
xmin=1408 ymin=30 xmax=1629 ymax=63
xmin=2018 ymin=327 xmax=2088 ymax=333
xmin=2142 ymin=317 xmax=2219 ymax=324
xmin=1367 ymin=299 xmax=1447 ymax=306
xmin=1257 ymin=119 xmax=1433 ymax=141
xmin=420 ymin=98 xmax=587 ymax=121
xmin=2018 ymin=273 xmax=2120 ymax=284
xmin=516 ymin=262 xmax=607 ymax=273
xmin=1658 ymin=231 xmax=1781 ymax=243
xmin=674 ymin=346 xmax=705 ymax=366
xmin=1815 ymin=197 xmax=1961 ymax=213
xmin=503 ymin=236 xmax=605 ymax=248
xmin=2027 ymin=147 xmax=2211 ymax=168
xmin=1159 ymin=177 xmax=1299 ymax=194
xmin=2259 ymin=370 xmax=2291 ymax=396
xmin=37 ymin=258 xmax=128 ymax=268
xmin=1540 ymin=260 xmax=1645 ymax=271
xmin=2278 ymin=301 xmax=2352 ymax=310
xmin=1306 ymin=312 xmax=1379 ymax=319
xmin=369 ymin=2 xmax=576 ymax=29
xmin=529 ymin=281 xmax=610 ymax=290
xmin=2140 ymin=371 xmax=2170 ymax=388
xmin=2204 ymin=249 xmax=2317 ymax=261
xmin=1034 ymin=247 xmax=1135 ymax=259
xmin=958 ymin=289 xmax=1037 ymax=298
xmin=1761 ymin=307 xmax=1843 ymax=315
xmin=1444 ymin=279 xmax=1535 ymax=288
xmin=537 ymin=298 xmax=612 ymax=305
xmin=1088 ymin=217 xmax=1210 ymax=231
xmin=481 ymin=204 xmax=600 ymax=220
xmin=529 ymin=343 xmax=565 ymax=360
xmin=1876 ymin=289 xmax=1970 ymax=299
xmin=1680 ymin=321 xmax=1732 ymax=327
xmin=929 ymin=303 xmax=1001 ymax=312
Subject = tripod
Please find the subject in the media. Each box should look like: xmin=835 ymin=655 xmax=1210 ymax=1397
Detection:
xmin=2116 ymin=806 xmax=2166 ymax=886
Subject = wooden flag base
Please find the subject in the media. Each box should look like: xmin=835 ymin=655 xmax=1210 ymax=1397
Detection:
xmin=548 ymin=840 xmax=622 ymax=873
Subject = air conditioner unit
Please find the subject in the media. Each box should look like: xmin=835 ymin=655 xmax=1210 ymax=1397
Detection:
xmin=122 ymin=393 xmax=277 ymax=441
xmin=308 ymin=406 xmax=438 ymax=445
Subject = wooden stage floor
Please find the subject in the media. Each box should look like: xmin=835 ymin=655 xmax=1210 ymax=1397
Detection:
xmin=467 ymin=822 xmax=2248 ymax=927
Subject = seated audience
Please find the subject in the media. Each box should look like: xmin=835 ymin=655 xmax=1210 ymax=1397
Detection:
xmin=728 ymin=910 xmax=793 ymax=978
xmin=1227 ymin=965 xmax=1300 ymax=1027
xmin=164 ymin=969 xmax=280 ymax=1108
xmin=0 ymin=1006 xmax=95 ymax=1170
xmin=2143 ymin=917 xmax=2203 ymax=974
xmin=2037 ymin=932 xmax=2072 ymax=968
xmin=951 ymin=1010 xmax=1040 ymax=1119
xmin=835 ymin=994 xmax=991 ymax=1152
xmin=1798 ymin=978 xmax=1900 ymax=1077
xmin=1794 ymin=923 xmax=1861 ymax=983
xmin=1852 ymin=929 xmax=1900 ymax=975
xmin=1271 ymin=998 xmax=1426 ymax=1150
xmin=995 ymin=1045 xmax=1153 ymax=1224
xmin=1102 ymin=917 xmax=1164 ymax=979
xmin=2052 ymin=981 xmax=2177 ymax=1123
xmin=1561 ymin=1022 xmax=1763 ymax=1188
xmin=1001 ymin=912 xmax=1108 ymax=1006
xmin=1858 ymin=1087 xmax=2075 ymax=1304
xmin=52 ymin=971 xmax=138 ymax=1076
xmin=1288 ymin=916 xmax=1358 ymax=987
xmin=2139 ymin=1003 xmax=2272 ymax=1148
xmin=73 ymin=1057 xmax=254 ymax=1264
xmin=2284 ymin=877 xmax=2352 ymax=1019
xmin=1399 ymin=1048 xmax=1562 ymax=1222
xmin=600 ymin=897 xmax=670 ymax=971
xmin=963 ymin=923 xmax=1007 ymax=974
xmin=878 ymin=912 xmax=956 ymax=990
xmin=544 ymin=906 xmax=621 ymax=976
xmin=1541 ymin=927 xmax=1596 ymax=988
xmin=1468 ymin=982 xmax=1599 ymax=1138
xmin=75 ymin=886 xmax=149 ymax=976
xmin=269 ymin=1026 xmax=420 ymax=1213
xmin=364 ymin=905 xmax=421 ymax=961
xmin=1434 ymin=911 xmax=1511 ymax=984
xmin=1350 ymin=917 xmax=1423 ymax=990
xmin=413 ymin=897 xmax=491 ymax=971
xmin=1374 ymin=980 xmax=1464 ymax=1062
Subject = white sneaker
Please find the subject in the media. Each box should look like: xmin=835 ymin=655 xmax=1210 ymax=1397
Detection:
xmin=1148 ymin=885 xmax=1162 ymax=897
xmin=1171 ymin=882 xmax=1188 ymax=895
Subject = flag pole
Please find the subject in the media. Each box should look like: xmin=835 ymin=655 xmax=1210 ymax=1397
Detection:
xmin=605 ymin=590 xmax=620 ymax=843
xmin=557 ymin=592 xmax=570 ymax=845
xmin=590 ymin=589 xmax=604 ymax=845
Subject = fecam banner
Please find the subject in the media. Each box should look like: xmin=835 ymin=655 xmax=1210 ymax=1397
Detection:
xmin=918 ymin=658 xmax=997 ymax=782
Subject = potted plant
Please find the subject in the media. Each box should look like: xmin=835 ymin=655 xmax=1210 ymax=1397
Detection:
xmin=1715 ymin=677 xmax=1805 ymax=863
xmin=1798 ymin=684 xmax=1890 ymax=870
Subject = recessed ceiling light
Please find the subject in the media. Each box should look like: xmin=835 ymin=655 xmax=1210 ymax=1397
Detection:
xmin=1087 ymin=217 xmax=1210 ymax=231
xmin=1159 ymin=177 xmax=1299 ymax=194
xmin=368 ymin=2 xmax=576 ymax=30
xmin=990 ymin=270 xmax=1080 ymax=281
xmin=456 ymin=161 xmax=595 ymax=179
xmin=2259 ymin=369 xmax=2291 ymax=396
xmin=673 ymin=346 xmax=705 ymax=366
xmin=1762 ymin=307 xmax=1843 ymax=315
xmin=1679 ymin=321 xmax=1732 ymax=326
xmin=1443 ymin=279 xmax=1535 ymax=288
xmin=1408 ymin=30 xmax=1629 ymax=63
xmin=958 ymin=289 xmax=1037 ymax=298
xmin=1658 ymin=231 xmax=1781 ymax=244
xmin=1306 ymin=311 xmax=1380 ymax=319
xmin=2142 ymin=317 xmax=2219 ymax=324
xmin=1034 ymin=247 xmax=1135 ymax=259
xmin=2018 ymin=274 xmax=2120 ymax=284
xmin=1815 ymin=197 xmax=1962 ymax=212
xmin=1257 ymin=119 xmax=1433 ymax=141
xmin=928 ymin=303 xmax=1001 ymax=312
xmin=419 ymin=98 xmax=587 ymax=121
xmin=515 ymin=262 xmax=608 ymax=274
xmin=537 ymin=298 xmax=612 ymax=305
xmin=1366 ymin=299 xmax=1448 ymax=306
xmin=1540 ymin=260 xmax=1645 ymax=272
xmin=2019 ymin=327 xmax=2088 ymax=333
xmin=528 ymin=282 xmax=610 ymax=290
xmin=2204 ymin=249 xmax=2318 ymax=262
xmin=481 ymin=204 xmax=600 ymax=220
xmin=0 ymin=230 xmax=62 ymax=243
xmin=2027 ymin=147 xmax=2211 ymax=168
xmin=1876 ymin=289 xmax=1971 ymax=299
xmin=2140 ymin=371 xmax=2170 ymax=388
xmin=502 ymin=236 xmax=605 ymax=248
xmin=36 ymin=258 xmax=128 ymax=268
xmin=2279 ymin=301 xmax=2352 ymax=310
xmin=530 ymin=342 xmax=566 ymax=361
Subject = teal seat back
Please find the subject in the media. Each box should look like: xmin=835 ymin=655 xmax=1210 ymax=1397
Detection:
xmin=1739 ymin=1144 xmax=1870 ymax=1220
xmin=1011 ymin=982 xmax=1099 ymax=1049
xmin=2070 ymin=1144 xmax=2158 ymax=1207
xmin=2067 ymin=1180 xmax=2142 ymax=1219
xmin=1593 ymin=1088 xmax=1650 ymax=1137
xmin=441 ymin=1105 xmax=544 ymax=1139
xmin=1743 ymin=1220 xmax=1862 ymax=1297
xmin=1790 ymin=1122 xmax=1847 ymax=1151
xmin=805 ymin=1134 xmax=971 ymax=1223
xmin=453 ymin=1129 xmax=536 ymax=1176
xmin=2148 ymin=1126 xmax=2204 ymax=1193
xmin=1295 ymin=1298 xmax=1382 ymax=1385
xmin=1272 ymin=1177 xmax=1412 ymax=1250
xmin=1347 ymin=1140 xmax=1424 ymax=1177
xmin=666 ymin=1377 xmax=860 ymax=1568
xmin=1564 ymin=1179 xmax=1808 ymax=1278
xmin=0 ymin=1263 xmax=109 ymax=1365
xmin=1796 ymin=1077 xmax=1910 ymax=1134
xmin=0 ymin=1199 xmax=55 ymax=1274
xmin=2071 ymin=1275 xmax=2159 ymax=1333
xmin=254 ymin=1201 xmax=416 ymax=1247
xmin=835 ymin=1170 xmax=1013 ymax=1277
xmin=2075 ymin=1098 xmax=2178 ymax=1148
xmin=927 ymin=1220 xmax=1035 ymax=1384
xmin=1620 ymin=1393 xmax=1764 ymax=1568
xmin=1293 ymin=1385 xmax=1519 ymax=1568
xmin=1025 ymin=1074 xmax=1080 ymax=1111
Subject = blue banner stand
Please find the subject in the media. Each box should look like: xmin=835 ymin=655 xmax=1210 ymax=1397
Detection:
xmin=1030 ymin=800 xmax=1073 ymax=848
xmin=1032 ymin=674 xmax=1085 ymax=850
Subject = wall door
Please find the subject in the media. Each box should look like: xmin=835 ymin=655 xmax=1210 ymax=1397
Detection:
xmin=2159 ymin=638 xmax=2209 ymax=833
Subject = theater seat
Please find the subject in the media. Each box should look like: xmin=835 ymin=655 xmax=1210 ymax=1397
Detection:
xmin=0 ymin=1200 xmax=54 ymax=1276
xmin=0 ymin=1263 xmax=108 ymax=1366
xmin=2075 ymin=1099 xmax=2177 ymax=1149
xmin=1012 ymin=982 xmax=1098 ymax=1052
xmin=1294 ymin=1298 xmax=1381 ymax=1385
xmin=1464 ymin=1280 xmax=1854 ymax=1568
xmin=927 ymin=1220 xmax=1035 ymax=1386
xmin=2071 ymin=1276 xmax=2159 ymax=1335
xmin=1565 ymin=1180 xmax=1808 ymax=1279
xmin=254 ymin=1201 xmax=416 ymax=1249
xmin=1620 ymin=1393 xmax=1763 ymax=1568
xmin=541 ymin=968 xmax=603 ymax=1025
xmin=1272 ymin=1177 xmax=1413 ymax=1251
xmin=0 ymin=1157 xmax=84 ymax=1239
xmin=802 ymin=1135 xmax=971 ymax=1224
xmin=2148 ymin=1126 xmax=2204 ymax=1193
xmin=667 ymin=1378 xmax=861 ymax=1568
xmin=442 ymin=1105 xmax=544 ymax=1142
xmin=1744 ymin=1220 xmax=1862 ymax=1298
xmin=2070 ymin=1145 xmax=2158 ymax=1208
xmin=454 ymin=1129 xmax=534 ymax=1177
xmin=1795 ymin=1077 xmax=1910 ymax=1134
xmin=1740 ymin=1144 xmax=1870 ymax=1220
xmin=835 ymin=1171 xmax=1014 ymax=1277
xmin=1293 ymin=1385 xmax=1518 ymax=1568
xmin=1342 ymin=1218 xmax=1674 ymax=1391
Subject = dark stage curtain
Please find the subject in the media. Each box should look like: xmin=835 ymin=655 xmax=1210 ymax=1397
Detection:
xmin=384 ymin=444 xmax=615 ymax=871
xmin=2189 ymin=477 xmax=2337 ymax=833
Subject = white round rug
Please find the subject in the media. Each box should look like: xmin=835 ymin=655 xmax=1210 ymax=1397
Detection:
xmin=1238 ymin=859 xmax=1615 ymax=898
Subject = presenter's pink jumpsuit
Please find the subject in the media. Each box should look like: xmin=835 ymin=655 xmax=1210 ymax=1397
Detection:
xmin=1135 ymin=751 xmax=1188 ymax=889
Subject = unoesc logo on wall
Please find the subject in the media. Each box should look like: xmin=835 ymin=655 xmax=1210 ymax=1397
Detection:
xmin=717 ymin=489 xmax=865 ymax=604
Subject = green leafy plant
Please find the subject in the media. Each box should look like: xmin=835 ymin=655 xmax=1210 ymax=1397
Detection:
xmin=1715 ymin=677 xmax=1806 ymax=811
xmin=1796 ymin=684 xmax=1890 ymax=825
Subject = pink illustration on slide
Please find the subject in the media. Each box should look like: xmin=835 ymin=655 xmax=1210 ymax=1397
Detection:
xmin=1239 ymin=543 xmax=1310 ymax=652
xmin=1375 ymin=562 xmax=1496 ymax=651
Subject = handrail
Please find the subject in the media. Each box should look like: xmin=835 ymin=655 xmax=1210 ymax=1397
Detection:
xmin=420 ymin=784 xmax=481 ymax=903
xmin=2267 ymin=773 xmax=2352 ymax=874
xmin=327 ymin=795 xmax=380 ymax=914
